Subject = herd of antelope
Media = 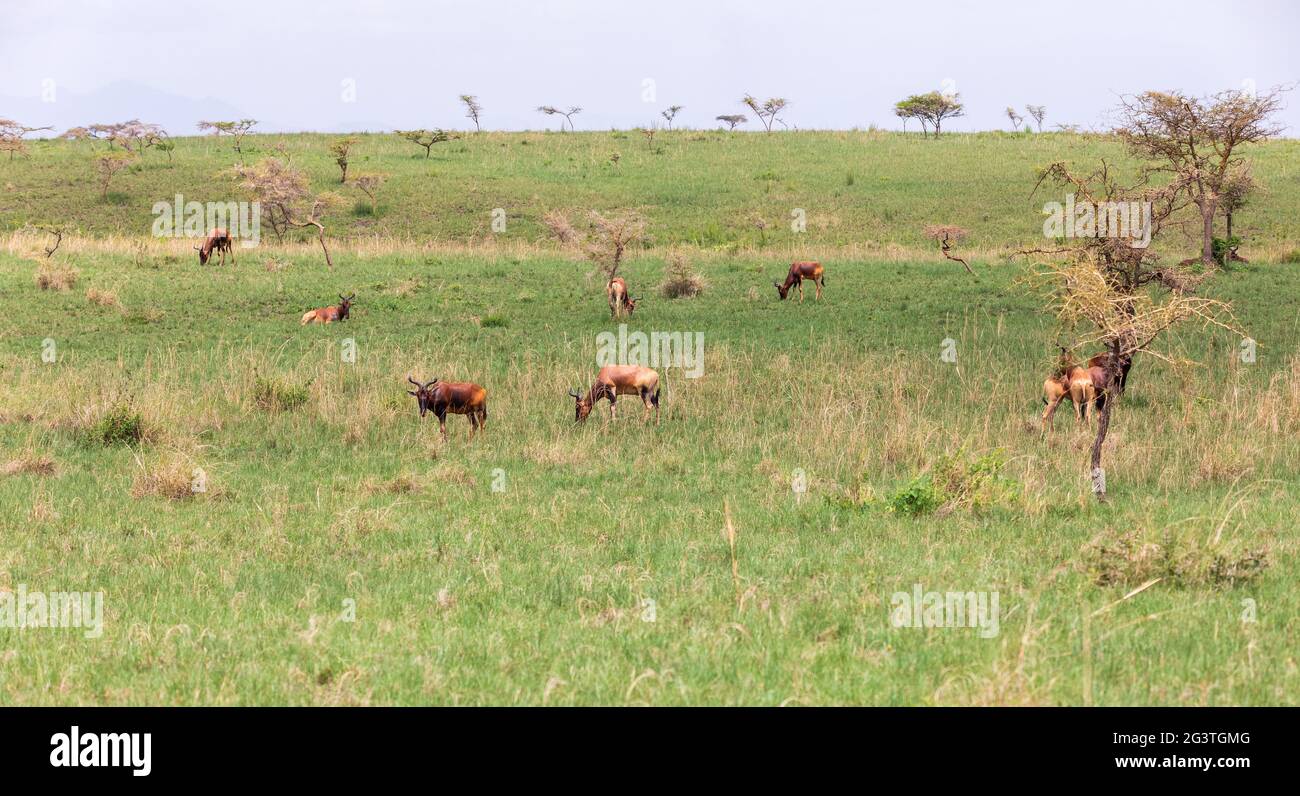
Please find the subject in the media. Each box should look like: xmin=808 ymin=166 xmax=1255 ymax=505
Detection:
xmin=194 ymin=231 xmax=1137 ymax=440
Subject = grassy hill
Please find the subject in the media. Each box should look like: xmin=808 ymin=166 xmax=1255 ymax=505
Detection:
xmin=4 ymin=130 xmax=1299 ymax=260
xmin=1 ymin=130 xmax=1297 ymax=705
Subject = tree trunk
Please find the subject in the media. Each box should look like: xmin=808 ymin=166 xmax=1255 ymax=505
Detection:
xmin=1200 ymin=197 xmax=1217 ymax=264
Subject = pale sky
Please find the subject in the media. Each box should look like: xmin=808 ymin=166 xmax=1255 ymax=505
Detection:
xmin=2 ymin=0 xmax=1297 ymax=134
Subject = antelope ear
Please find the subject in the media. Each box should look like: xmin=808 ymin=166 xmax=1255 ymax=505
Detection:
xmin=407 ymin=390 xmax=418 ymax=396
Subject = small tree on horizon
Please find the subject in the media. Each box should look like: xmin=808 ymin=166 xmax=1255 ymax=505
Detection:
xmin=741 ymin=95 xmax=788 ymax=133
xmin=716 ymin=114 xmax=747 ymax=131
xmin=460 ymin=94 xmax=484 ymax=132
xmin=1025 ymin=104 xmax=1046 ymax=132
xmin=661 ymin=105 xmax=683 ymax=130
xmin=894 ymin=92 xmax=964 ymax=137
xmin=536 ymin=105 xmax=582 ymax=131
xmin=395 ymin=128 xmax=455 ymax=158
xmin=1005 ymin=106 xmax=1024 ymax=131
xmin=198 ymin=119 xmax=258 ymax=155
xmin=0 ymin=119 xmax=54 ymax=160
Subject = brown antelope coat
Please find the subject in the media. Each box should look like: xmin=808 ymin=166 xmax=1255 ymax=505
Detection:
xmin=570 ymin=365 xmax=660 ymax=424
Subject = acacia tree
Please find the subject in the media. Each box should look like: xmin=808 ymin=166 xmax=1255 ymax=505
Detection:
xmin=109 ymin=120 xmax=168 ymax=155
xmin=716 ymin=114 xmax=747 ymax=131
xmin=1218 ymin=162 xmax=1255 ymax=255
xmin=350 ymin=172 xmax=387 ymax=215
xmin=536 ymin=105 xmax=582 ymax=131
xmin=1114 ymin=88 xmax=1284 ymax=265
xmin=233 ymin=158 xmax=343 ymax=268
xmin=894 ymin=92 xmax=964 ymax=137
xmin=94 ymin=151 xmax=134 ymax=198
xmin=1025 ymin=104 xmax=1046 ymax=132
xmin=661 ymin=105 xmax=683 ymax=130
xmin=0 ymin=119 xmax=53 ymax=160
xmin=460 ymin=94 xmax=484 ymax=132
xmin=1026 ymin=160 xmax=1241 ymax=501
xmin=395 ymin=128 xmax=455 ymax=158
xmin=923 ymin=224 xmax=974 ymax=275
xmin=741 ymin=95 xmax=788 ymax=133
xmin=1005 ymin=106 xmax=1024 ymax=131
xmin=543 ymin=209 xmax=646 ymax=281
xmin=198 ymin=119 xmax=258 ymax=156
xmin=330 ymin=136 xmax=359 ymax=182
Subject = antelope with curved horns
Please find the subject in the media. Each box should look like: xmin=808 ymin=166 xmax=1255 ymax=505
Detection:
xmin=773 ymin=261 xmax=825 ymax=302
xmin=407 ymin=376 xmax=488 ymax=438
xmin=569 ymin=364 xmax=660 ymax=424
xmin=301 ymin=293 xmax=355 ymax=325
xmin=607 ymin=276 xmax=637 ymax=318
xmin=195 ymin=227 xmax=234 ymax=266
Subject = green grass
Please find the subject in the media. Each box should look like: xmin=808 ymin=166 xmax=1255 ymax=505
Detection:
xmin=4 ymin=130 xmax=1298 ymax=259
xmin=2 ymin=245 xmax=1297 ymax=705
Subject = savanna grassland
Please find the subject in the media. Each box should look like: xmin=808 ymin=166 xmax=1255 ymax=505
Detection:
xmin=0 ymin=131 xmax=1298 ymax=705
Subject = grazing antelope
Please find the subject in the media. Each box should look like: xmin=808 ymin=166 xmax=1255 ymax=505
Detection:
xmin=407 ymin=376 xmax=488 ymax=437
xmin=773 ymin=261 xmax=825 ymax=302
xmin=301 ymin=293 xmax=354 ymax=325
xmin=607 ymin=277 xmax=637 ymax=318
xmin=569 ymin=364 xmax=660 ymax=424
xmin=195 ymin=228 xmax=234 ymax=266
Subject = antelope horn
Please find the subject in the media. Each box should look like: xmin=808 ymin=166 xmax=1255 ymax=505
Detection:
xmin=568 ymin=389 xmax=580 ymax=399
xmin=423 ymin=378 xmax=438 ymax=389
xmin=408 ymin=375 xmax=421 ymax=388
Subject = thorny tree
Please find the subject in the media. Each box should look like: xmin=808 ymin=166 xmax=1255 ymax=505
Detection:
xmin=894 ymin=92 xmax=964 ymax=137
xmin=459 ymin=95 xmax=484 ymax=132
xmin=94 ymin=151 xmax=134 ymax=199
xmin=233 ymin=158 xmax=343 ymax=268
xmin=1025 ymin=104 xmax=1046 ymax=132
xmin=1026 ymin=160 xmax=1242 ymax=501
xmin=1005 ymin=106 xmax=1024 ymax=132
xmin=924 ymin=224 xmax=974 ymax=275
xmin=330 ymin=136 xmax=359 ymax=182
xmin=716 ymin=114 xmax=747 ymax=131
xmin=543 ymin=209 xmax=646 ymax=281
xmin=741 ymin=95 xmax=788 ymax=133
xmin=395 ymin=128 xmax=455 ymax=158
xmin=661 ymin=105 xmax=683 ymax=130
xmin=1114 ymin=88 xmax=1285 ymax=265
xmin=198 ymin=119 xmax=259 ymax=156
xmin=536 ymin=105 xmax=582 ymax=131
xmin=0 ymin=119 xmax=53 ymax=160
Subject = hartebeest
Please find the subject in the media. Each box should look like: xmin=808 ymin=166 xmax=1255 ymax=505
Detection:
xmin=196 ymin=228 xmax=234 ymax=266
xmin=407 ymin=376 xmax=488 ymax=437
xmin=607 ymin=277 xmax=637 ymax=318
xmin=569 ymin=364 xmax=660 ymax=424
xmin=301 ymin=293 xmax=354 ymax=325
xmin=774 ymin=261 xmax=825 ymax=302
xmin=1087 ymin=351 xmax=1133 ymax=395
xmin=1041 ymin=365 xmax=1109 ymax=433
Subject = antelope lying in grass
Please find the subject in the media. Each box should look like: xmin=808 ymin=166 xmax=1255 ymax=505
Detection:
xmin=774 ymin=261 xmax=825 ymax=302
xmin=196 ymin=228 xmax=234 ymax=266
xmin=301 ymin=293 xmax=354 ymax=325
xmin=407 ymin=376 xmax=488 ymax=437
xmin=569 ymin=365 xmax=660 ymax=424
xmin=607 ymin=277 xmax=637 ymax=318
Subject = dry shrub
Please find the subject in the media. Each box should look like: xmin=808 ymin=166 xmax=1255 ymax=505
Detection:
xmin=2 ymin=453 xmax=56 ymax=477
xmin=35 ymin=261 xmax=79 ymax=291
xmin=659 ymin=251 xmax=706 ymax=298
xmin=131 ymin=451 xmax=220 ymax=500
xmin=1081 ymin=496 xmax=1271 ymax=588
xmin=86 ymin=287 xmax=122 ymax=308
xmin=383 ymin=277 xmax=422 ymax=297
xmin=362 ymin=474 xmax=422 ymax=495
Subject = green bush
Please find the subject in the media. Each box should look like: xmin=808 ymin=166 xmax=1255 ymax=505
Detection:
xmin=886 ymin=448 xmax=1017 ymax=516
xmin=88 ymin=403 xmax=146 ymax=446
xmin=253 ymin=375 xmax=311 ymax=412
